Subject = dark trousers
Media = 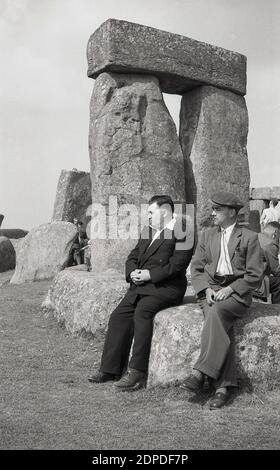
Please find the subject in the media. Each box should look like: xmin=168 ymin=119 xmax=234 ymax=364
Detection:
xmin=270 ymin=276 xmax=280 ymax=304
xmin=100 ymin=291 xmax=180 ymax=375
xmin=194 ymin=296 xmax=247 ymax=388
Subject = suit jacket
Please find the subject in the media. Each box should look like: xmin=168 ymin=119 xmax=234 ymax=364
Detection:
xmin=191 ymin=225 xmax=264 ymax=306
xmin=125 ymin=223 xmax=193 ymax=303
xmin=258 ymin=233 xmax=280 ymax=277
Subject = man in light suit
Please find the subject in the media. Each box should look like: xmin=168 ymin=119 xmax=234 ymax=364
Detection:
xmin=182 ymin=191 xmax=263 ymax=409
xmin=88 ymin=195 xmax=193 ymax=390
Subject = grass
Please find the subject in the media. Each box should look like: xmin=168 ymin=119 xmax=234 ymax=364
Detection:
xmin=0 ymin=274 xmax=280 ymax=450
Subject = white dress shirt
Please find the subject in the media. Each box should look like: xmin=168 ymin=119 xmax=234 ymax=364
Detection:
xmin=216 ymin=223 xmax=236 ymax=276
xmin=148 ymin=215 xmax=177 ymax=248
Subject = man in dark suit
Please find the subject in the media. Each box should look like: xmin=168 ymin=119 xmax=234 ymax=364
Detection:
xmin=182 ymin=191 xmax=263 ymax=409
xmin=257 ymin=221 xmax=280 ymax=303
xmin=89 ymin=195 xmax=193 ymax=390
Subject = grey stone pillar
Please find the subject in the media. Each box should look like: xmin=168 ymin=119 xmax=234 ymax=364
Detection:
xmin=89 ymin=72 xmax=186 ymax=272
xmin=179 ymin=86 xmax=250 ymax=231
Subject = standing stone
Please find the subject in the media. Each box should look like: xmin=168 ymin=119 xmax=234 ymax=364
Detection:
xmin=249 ymin=199 xmax=268 ymax=232
xmin=87 ymin=19 xmax=246 ymax=96
xmin=0 ymin=214 xmax=4 ymax=227
xmin=10 ymin=222 xmax=77 ymax=284
xmin=0 ymin=236 xmax=16 ymax=272
xmin=52 ymin=169 xmax=92 ymax=228
xmin=179 ymin=86 xmax=250 ymax=231
xmin=89 ymin=72 xmax=186 ymax=272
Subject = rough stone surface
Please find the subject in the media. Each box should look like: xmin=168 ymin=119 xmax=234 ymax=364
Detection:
xmin=179 ymin=86 xmax=250 ymax=231
xmin=249 ymin=200 xmax=268 ymax=232
xmin=251 ymin=187 xmax=280 ymax=200
xmin=42 ymin=269 xmax=128 ymax=335
xmin=148 ymin=301 xmax=280 ymax=388
xmin=52 ymin=169 xmax=92 ymax=228
xmin=89 ymin=72 xmax=186 ymax=273
xmin=87 ymin=19 xmax=246 ymax=96
xmin=0 ymin=236 xmax=16 ymax=272
xmin=0 ymin=229 xmax=28 ymax=239
xmin=10 ymin=222 xmax=77 ymax=284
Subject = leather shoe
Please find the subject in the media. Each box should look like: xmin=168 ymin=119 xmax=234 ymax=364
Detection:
xmin=180 ymin=373 xmax=204 ymax=392
xmin=88 ymin=371 xmax=120 ymax=383
xmin=114 ymin=368 xmax=147 ymax=391
xmin=209 ymin=391 xmax=229 ymax=410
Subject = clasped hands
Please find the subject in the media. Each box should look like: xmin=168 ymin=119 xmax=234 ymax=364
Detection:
xmin=130 ymin=269 xmax=151 ymax=285
xmin=206 ymin=286 xmax=233 ymax=305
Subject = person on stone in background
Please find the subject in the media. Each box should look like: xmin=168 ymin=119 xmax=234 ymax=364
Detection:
xmin=260 ymin=199 xmax=280 ymax=230
xmin=181 ymin=191 xmax=263 ymax=410
xmin=88 ymin=195 xmax=193 ymax=391
xmin=66 ymin=220 xmax=89 ymax=267
xmin=255 ymin=221 xmax=280 ymax=304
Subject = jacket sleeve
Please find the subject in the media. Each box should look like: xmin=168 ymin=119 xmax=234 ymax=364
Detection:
xmin=190 ymin=230 xmax=211 ymax=295
xmin=230 ymin=233 xmax=264 ymax=296
xmin=264 ymin=242 xmax=280 ymax=277
xmin=125 ymin=239 xmax=141 ymax=283
xmin=149 ymin=235 xmax=193 ymax=284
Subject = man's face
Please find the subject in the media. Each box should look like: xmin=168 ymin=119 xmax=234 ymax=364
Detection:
xmin=212 ymin=205 xmax=235 ymax=227
xmin=148 ymin=202 xmax=169 ymax=230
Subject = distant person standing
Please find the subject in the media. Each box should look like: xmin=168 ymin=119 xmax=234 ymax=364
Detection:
xmin=260 ymin=199 xmax=280 ymax=230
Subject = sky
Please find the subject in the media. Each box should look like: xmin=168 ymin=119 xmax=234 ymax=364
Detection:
xmin=0 ymin=0 xmax=279 ymax=229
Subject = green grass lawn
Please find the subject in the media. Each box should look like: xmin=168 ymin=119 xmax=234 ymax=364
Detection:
xmin=0 ymin=275 xmax=279 ymax=450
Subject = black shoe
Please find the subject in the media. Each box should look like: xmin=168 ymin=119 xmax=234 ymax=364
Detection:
xmin=114 ymin=368 xmax=147 ymax=391
xmin=88 ymin=371 xmax=120 ymax=383
xmin=180 ymin=373 xmax=204 ymax=392
xmin=209 ymin=391 xmax=230 ymax=410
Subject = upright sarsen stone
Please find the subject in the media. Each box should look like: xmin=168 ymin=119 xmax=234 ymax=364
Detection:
xmin=179 ymin=86 xmax=250 ymax=231
xmin=52 ymin=169 xmax=92 ymax=227
xmin=89 ymin=72 xmax=185 ymax=272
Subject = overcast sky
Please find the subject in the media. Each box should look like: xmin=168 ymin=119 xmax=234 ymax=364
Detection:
xmin=0 ymin=0 xmax=279 ymax=229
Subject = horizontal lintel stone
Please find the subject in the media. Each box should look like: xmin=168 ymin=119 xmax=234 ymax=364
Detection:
xmin=87 ymin=19 xmax=247 ymax=96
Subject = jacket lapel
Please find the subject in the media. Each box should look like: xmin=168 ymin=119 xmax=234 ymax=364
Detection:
xmin=211 ymin=227 xmax=221 ymax=267
xmin=228 ymin=225 xmax=242 ymax=260
xmin=139 ymin=228 xmax=172 ymax=267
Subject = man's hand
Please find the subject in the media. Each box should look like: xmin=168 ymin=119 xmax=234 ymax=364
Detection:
xmin=130 ymin=269 xmax=151 ymax=284
xmin=214 ymin=286 xmax=234 ymax=301
xmin=206 ymin=288 xmax=216 ymax=306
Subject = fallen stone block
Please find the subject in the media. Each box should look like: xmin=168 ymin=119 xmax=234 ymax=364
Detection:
xmin=10 ymin=222 xmax=77 ymax=284
xmin=250 ymin=187 xmax=280 ymax=201
xmin=148 ymin=301 xmax=280 ymax=389
xmin=52 ymin=169 xmax=92 ymax=226
xmin=42 ymin=269 xmax=128 ymax=335
xmin=87 ymin=19 xmax=246 ymax=95
xmin=0 ymin=236 xmax=16 ymax=272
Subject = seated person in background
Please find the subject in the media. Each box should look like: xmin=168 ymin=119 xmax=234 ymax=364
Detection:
xmin=88 ymin=195 xmax=193 ymax=391
xmin=256 ymin=221 xmax=280 ymax=304
xmin=67 ymin=220 xmax=89 ymax=266
xmin=260 ymin=199 xmax=280 ymax=230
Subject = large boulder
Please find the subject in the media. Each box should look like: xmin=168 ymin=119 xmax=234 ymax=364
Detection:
xmin=42 ymin=269 xmax=128 ymax=335
xmin=87 ymin=19 xmax=246 ymax=95
xmin=10 ymin=222 xmax=77 ymax=284
xmin=42 ymin=270 xmax=280 ymax=389
xmin=52 ymin=169 xmax=92 ymax=227
xmin=0 ymin=236 xmax=16 ymax=272
xmin=179 ymin=86 xmax=250 ymax=231
xmin=148 ymin=301 xmax=280 ymax=388
xmin=89 ymin=72 xmax=186 ymax=273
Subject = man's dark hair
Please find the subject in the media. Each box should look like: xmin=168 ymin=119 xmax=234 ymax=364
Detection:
xmin=271 ymin=199 xmax=278 ymax=207
xmin=148 ymin=195 xmax=174 ymax=214
xmin=266 ymin=221 xmax=280 ymax=230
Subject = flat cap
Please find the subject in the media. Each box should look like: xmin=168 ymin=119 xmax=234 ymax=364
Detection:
xmin=210 ymin=191 xmax=244 ymax=209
